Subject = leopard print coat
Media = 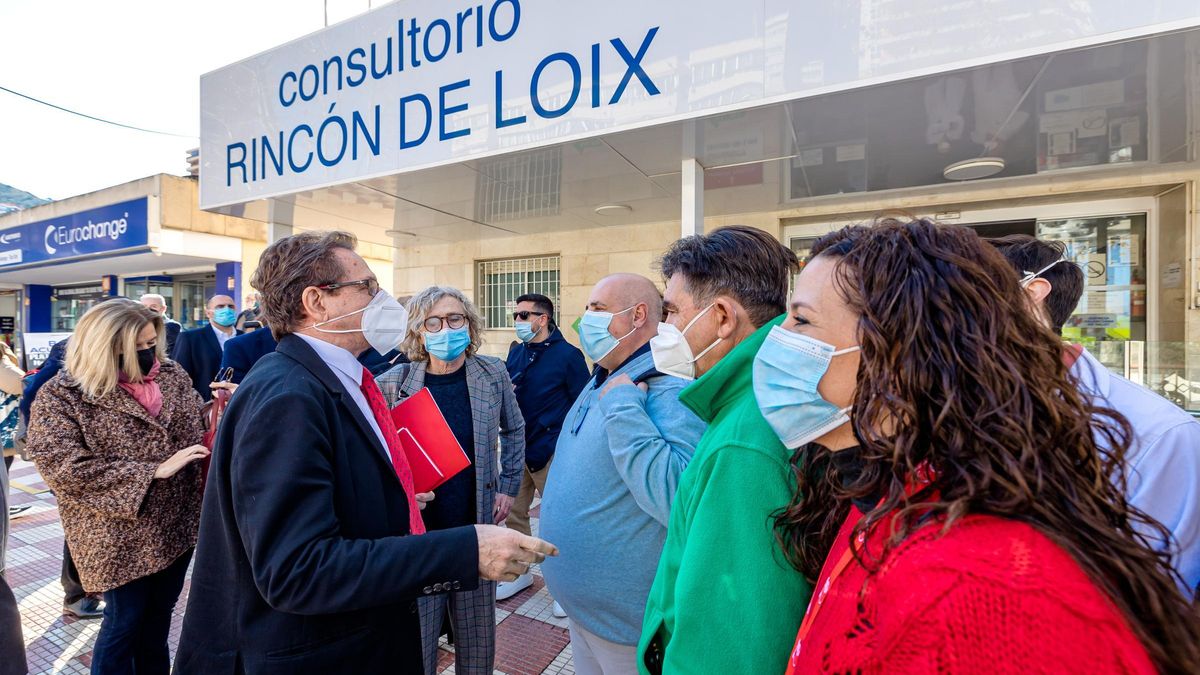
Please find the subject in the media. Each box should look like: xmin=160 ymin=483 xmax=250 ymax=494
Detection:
xmin=27 ymin=361 xmax=205 ymax=592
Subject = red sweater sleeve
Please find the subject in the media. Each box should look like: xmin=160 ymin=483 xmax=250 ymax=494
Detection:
xmin=870 ymin=520 xmax=1156 ymax=674
xmin=875 ymin=572 xmax=1156 ymax=674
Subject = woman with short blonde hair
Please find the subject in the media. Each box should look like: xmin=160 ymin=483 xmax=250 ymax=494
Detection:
xmin=28 ymin=297 xmax=208 ymax=675
xmin=379 ymin=285 xmax=524 ymax=675
xmin=398 ymin=285 xmax=486 ymax=362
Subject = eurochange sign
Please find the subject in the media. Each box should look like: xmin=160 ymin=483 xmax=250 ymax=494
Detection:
xmin=0 ymin=198 xmax=149 ymax=268
xmin=199 ymin=0 xmax=1200 ymax=209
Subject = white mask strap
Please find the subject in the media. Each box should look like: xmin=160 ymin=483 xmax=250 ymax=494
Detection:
xmin=1020 ymin=259 xmax=1064 ymax=286
xmin=681 ymin=303 xmax=715 ymax=334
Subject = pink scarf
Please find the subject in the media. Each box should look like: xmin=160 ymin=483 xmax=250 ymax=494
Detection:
xmin=118 ymin=359 xmax=163 ymax=417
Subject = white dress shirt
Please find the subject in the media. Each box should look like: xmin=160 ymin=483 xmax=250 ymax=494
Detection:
xmin=294 ymin=333 xmax=393 ymax=465
xmin=211 ymin=323 xmax=235 ymax=350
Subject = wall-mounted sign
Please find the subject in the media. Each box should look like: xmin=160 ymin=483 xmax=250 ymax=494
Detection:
xmin=0 ymin=317 xmax=15 ymax=332
xmin=199 ymin=0 xmax=1200 ymax=209
xmin=0 ymin=198 xmax=149 ymax=268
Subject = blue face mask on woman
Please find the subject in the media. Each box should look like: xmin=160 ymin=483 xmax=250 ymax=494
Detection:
xmin=424 ymin=326 xmax=471 ymax=361
xmin=752 ymin=325 xmax=859 ymax=449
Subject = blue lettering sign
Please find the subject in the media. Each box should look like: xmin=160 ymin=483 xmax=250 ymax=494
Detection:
xmin=0 ymin=198 xmax=150 ymax=268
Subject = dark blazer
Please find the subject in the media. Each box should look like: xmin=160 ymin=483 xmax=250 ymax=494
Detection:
xmin=175 ymin=335 xmax=479 ymax=675
xmin=218 ymin=328 xmax=277 ymax=384
xmin=172 ymin=325 xmax=239 ymax=401
xmin=165 ymin=318 xmax=182 ymax=355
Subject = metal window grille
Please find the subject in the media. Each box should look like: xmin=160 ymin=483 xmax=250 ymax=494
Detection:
xmin=476 ymin=256 xmax=561 ymax=329
xmin=474 ymin=148 xmax=562 ymax=223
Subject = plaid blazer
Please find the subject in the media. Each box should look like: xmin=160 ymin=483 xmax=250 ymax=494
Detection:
xmin=377 ymin=355 xmax=524 ymax=525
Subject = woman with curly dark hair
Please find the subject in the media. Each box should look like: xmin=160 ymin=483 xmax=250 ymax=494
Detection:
xmin=755 ymin=218 xmax=1200 ymax=674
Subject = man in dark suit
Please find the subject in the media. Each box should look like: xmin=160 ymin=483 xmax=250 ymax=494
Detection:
xmin=171 ymin=294 xmax=239 ymax=401
xmin=138 ymin=294 xmax=182 ymax=354
xmin=176 ymin=231 xmax=556 ymax=674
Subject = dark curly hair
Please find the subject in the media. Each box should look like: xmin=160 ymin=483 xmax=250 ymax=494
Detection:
xmin=774 ymin=217 xmax=1200 ymax=673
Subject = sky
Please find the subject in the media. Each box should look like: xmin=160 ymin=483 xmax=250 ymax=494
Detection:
xmin=0 ymin=0 xmax=379 ymax=201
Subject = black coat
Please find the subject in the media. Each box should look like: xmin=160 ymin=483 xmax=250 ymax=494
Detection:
xmin=175 ymin=335 xmax=479 ymax=675
xmin=165 ymin=318 xmax=182 ymax=355
xmin=171 ymin=325 xmax=240 ymax=401
xmin=218 ymin=328 xmax=277 ymax=384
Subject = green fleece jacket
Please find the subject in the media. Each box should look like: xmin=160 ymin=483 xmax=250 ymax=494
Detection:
xmin=638 ymin=317 xmax=811 ymax=674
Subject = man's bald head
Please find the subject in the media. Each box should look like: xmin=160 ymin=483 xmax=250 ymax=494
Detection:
xmin=139 ymin=294 xmax=167 ymax=315
xmin=592 ymin=273 xmax=662 ymax=320
xmin=586 ymin=273 xmax=662 ymax=368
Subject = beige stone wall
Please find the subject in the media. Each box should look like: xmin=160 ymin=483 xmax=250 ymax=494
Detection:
xmin=395 ymin=219 xmax=680 ymax=357
xmin=392 ymin=216 xmax=789 ymax=358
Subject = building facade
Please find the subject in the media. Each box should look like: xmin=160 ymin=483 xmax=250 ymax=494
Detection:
xmin=197 ymin=0 xmax=1200 ymax=413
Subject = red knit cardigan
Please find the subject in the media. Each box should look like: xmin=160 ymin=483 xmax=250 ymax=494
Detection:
xmin=785 ymin=509 xmax=1155 ymax=674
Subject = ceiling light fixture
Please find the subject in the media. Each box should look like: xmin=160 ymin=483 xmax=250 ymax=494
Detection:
xmin=943 ymin=157 xmax=1006 ymax=181
xmin=594 ymin=204 xmax=632 ymax=216
xmin=384 ymin=229 xmax=418 ymax=237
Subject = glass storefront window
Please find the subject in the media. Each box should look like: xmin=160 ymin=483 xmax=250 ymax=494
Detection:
xmin=177 ymin=275 xmax=216 ymax=329
xmin=51 ymin=285 xmax=110 ymax=332
xmin=1038 ymin=213 xmax=1147 ymax=346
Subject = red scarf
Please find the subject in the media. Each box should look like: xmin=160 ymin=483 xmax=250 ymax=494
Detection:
xmin=118 ymin=360 xmax=163 ymax=417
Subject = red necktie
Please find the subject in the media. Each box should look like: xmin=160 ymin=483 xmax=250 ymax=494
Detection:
xmin=359 ymin=367 xmax=426 ymax=535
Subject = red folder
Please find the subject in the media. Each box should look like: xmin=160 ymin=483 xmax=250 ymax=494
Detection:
xmin=389 ymin=387 xmax=472 ymax=494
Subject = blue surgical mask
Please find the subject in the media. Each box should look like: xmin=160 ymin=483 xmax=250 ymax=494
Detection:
xmin=213 ymin=307 xmax=237 ymax=327
xmin=515 ymin=321 xmax=537 ymax=343
xmin=424 ymin=326 xmax=471 ymax=361
xmin=577 ymin=307 xmax=635 ymax=362
xmin=753 ymin=325 xmax=859 ymax=449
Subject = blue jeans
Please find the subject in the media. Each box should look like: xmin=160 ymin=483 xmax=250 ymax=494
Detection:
xmin=91 ymin=549 xmax=192 ymax=675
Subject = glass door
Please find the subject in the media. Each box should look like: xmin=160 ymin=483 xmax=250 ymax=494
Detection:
xmin=1037 ymin=213 xmax=1148 ymax=374
xmin=175 ymin=275 xmax=216 ymax=329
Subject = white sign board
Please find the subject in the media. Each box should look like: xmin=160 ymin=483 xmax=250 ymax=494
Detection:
xmin=22 ymin=332 xmax=71 ymax=370
xmin=199 ymin=0 xmax=1200 ymax=209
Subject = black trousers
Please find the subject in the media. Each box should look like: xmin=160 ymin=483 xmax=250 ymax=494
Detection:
xmin=0 ymin=572 xmax=27 ymax=675
xmin=91 ymin=549 xmax=192 ymax=675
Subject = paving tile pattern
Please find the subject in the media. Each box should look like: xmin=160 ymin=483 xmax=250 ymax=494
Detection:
xmin=5 ymin=458 xmax=574 ymax=674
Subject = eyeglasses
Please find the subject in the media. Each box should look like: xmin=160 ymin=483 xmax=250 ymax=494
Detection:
xmin=317 ymin=278 xmax=379 ymax=296
xmin=424 ymin=314 xmax=467 ymax=332
xmin=512 ymin=310 xmax=547 ymax=321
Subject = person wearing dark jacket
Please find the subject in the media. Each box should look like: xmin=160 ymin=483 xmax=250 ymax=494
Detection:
xmin=171 ymin=295 xmax=241 ymax=402
xmin=501 ymin=294 xmax=589 ymax=600
xmin=175 ymin=231 xmax=555 ymax=674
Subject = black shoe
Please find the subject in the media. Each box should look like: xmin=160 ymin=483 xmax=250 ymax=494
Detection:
xmin=7 ymin=504 xmax=31 ymax=519
xmin=63 ymin=596 xmax=104 ymax=619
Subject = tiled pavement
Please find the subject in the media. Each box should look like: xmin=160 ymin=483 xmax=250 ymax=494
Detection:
xmin=4 ymin=457 xmax=574 ymax=675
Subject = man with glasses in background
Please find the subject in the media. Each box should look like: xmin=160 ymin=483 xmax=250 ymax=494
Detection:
xmin=500 ymin=294 xmax=589 ymax=601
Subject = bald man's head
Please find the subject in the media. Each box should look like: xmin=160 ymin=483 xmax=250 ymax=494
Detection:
xmin=586 ymin=273 xmax=662 ymax=368
xmin=595 ymin=273 xmax=662 ymax=318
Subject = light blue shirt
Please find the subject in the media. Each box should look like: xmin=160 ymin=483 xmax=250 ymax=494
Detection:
xmin=540 ymin=349 xmax=706 ymax=644
xmin=294 ymin=333 xmax=391 ymax=465
xmin=211 ymin=323 xmax=235 ymax=350
xmin=1074 ymin=348 xmax=1200 ymax=592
